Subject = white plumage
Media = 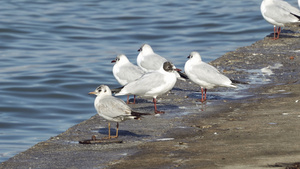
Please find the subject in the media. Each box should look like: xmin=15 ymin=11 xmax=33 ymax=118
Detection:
xmin=137 ymin=44 xmax=185 ymax=81
xmin=137 ymin=44 xmax=167 ymax=72
xmin=184 ymin=51 xmax=236 ymax=102
xmin=116 ymin=62 xmax=178 ymax=114
xmin=89 ymin=85 xmax=149 ymax=139
xmin=261 ymin=0 xmax=300 ymax=39
xmin=112 ymin=54 xmax=145 ymax=104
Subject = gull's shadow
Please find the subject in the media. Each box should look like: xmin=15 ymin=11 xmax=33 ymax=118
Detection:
xmin=128 ymin=98 xmax=150 ymax=104
xmin=140 ymin=104 xmax=179 ymax=113
xmin=267 ymin=30 xmax=299 ymax=39
xmin=172 ymin=87 xmax=185 ymax=91
xmin=98 ymin=128 xmax=150 ymax=137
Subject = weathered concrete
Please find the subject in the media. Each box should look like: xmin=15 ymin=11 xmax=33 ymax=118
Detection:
xmin=2 ymin=25 xmax=300 ymax=169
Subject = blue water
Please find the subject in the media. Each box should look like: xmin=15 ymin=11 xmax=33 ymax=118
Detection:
xmin=0 ymin=0 xmax=298 ymax=162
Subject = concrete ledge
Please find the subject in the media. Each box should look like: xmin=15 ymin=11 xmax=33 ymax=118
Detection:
xmin=2 ymin=26 xmax=300 ymax=168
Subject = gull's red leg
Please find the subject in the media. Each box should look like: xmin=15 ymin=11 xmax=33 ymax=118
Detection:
xmin=204 ymin=88 xmax=207 ymax=101
xmin=276 ymin=27 xmax=281 ymax=39
xmin=153 ymin=98 xmax=165 ymax=114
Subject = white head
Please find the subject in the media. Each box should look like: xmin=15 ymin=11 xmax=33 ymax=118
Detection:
xmin=187 ymin=51 xmax=202 ymax=62
xmin=138 ymin=44 xmax=154 ymax=55
xmin=89 ymin=85 xmax=112 ymax=96
xmin=111 ymin=54 xmax=130 ymax=65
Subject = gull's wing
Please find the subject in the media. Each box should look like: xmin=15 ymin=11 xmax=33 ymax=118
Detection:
xmin=189 ymin=62 xmax=232 ymax=87
xmin=115 ymin=63 xmax=145 ymax=83
xmin=97 ymin=96 xmax=131 ymax=118
xmin=117 ymin=71 xmax=168 ymax=96
xmin=140 ymin=53 xmax=167 ymax=71
xmin=264 ymin=0 xmax=300 ymax=23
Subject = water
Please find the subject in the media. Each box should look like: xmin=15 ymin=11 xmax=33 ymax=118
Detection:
xmin=0 ymin=0 xmax=298 ymax=162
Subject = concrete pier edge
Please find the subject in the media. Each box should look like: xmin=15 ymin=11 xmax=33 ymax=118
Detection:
xmin=2 ymin=25 xmax=300 ymax=168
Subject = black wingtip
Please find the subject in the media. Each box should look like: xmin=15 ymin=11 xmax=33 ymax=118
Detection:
xmin=131 ymin=111 xmax=152 ymax=119
xmin=111 ymin=86 xmax=124 ymax=94
xmin=178 ymin=71 xmax=189 ymax=80
xmin=231 ymin=79 xmax=249 ymax=85
xmin=290 ymin=12 xmax=300 ymax=21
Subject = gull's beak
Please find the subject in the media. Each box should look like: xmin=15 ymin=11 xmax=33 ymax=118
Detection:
xmin=187 ymin=55 xmax=191 ymax=59
xmin=88 ymin=91 xmax=96 ymax=95
xmin=138 ymin=48 xmax=142 ymax=52
xmin=174 ymin=68 xmax=182 ymax=72
xmin=111 ymin=60 xmax=116 ymax=63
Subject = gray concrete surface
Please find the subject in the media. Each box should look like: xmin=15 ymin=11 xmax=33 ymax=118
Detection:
xmin=2 ymin=25 xmax=300 ymax=169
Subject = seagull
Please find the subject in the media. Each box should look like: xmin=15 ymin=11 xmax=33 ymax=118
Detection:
xmin=137 ymin=44 xmax=187 ymax=80
xmin=112 ymin=54 xmax=145 ymax=104
xmin=137 ymin=44 xmax=167 ymax=72
xmin=116 ymin=61 xmax=179 ymax=114
xmin=89 ymin=85 xmax=150 ymax=139
xmin=261 ymin=0 xmax=300 ymax=40
xmin=184 ymin=51 xmax=236 ymax=102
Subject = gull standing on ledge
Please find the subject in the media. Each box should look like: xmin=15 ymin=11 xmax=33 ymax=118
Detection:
xmin=261 ymin=0 xmax=300 ymax=40
xmin=137 ymin=44 xmax=187 ymax=80
xmin=112 ymin=54 xmax=145 ymax=104
xmin=89 ymin=85 xmax=150 ymax=139
xmin=116 ymin=61 xmax=179 ymax=114
xmin=184 ymin=51 xmax=236 ymax=102
xmin=137 ymin=44 xmax=167 ymax=72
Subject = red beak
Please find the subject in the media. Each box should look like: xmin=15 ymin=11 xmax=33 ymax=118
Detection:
xmin=111 ymin=60 xmax=116 ymax=63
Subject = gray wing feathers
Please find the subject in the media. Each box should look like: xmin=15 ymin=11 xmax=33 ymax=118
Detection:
xmin=140 ymin=54 xmax=167 ymax=71
xmin=116 ymin=64 xmax=144 ymax=83
xmin=98 ymin=97 xmax=131 ymax=118
xmin=193 ymin=63 xmax=231 ymax=86
xmin=265 ymin=0 xmax=300 ymax=23
xmin=279 ymin=0 xmax=300 ymax=15
xmin=118 ymin=72 xmax=165 ymax=95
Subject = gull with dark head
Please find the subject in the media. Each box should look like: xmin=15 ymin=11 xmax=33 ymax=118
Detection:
xmin=261 ymin=0 xmax=300 ymax=39
xmin=112 ymin=54 xmax=145 ymax=104
xmin=184 ymin=51 xmax=236 ymax=102
xmin=89 ymin=85 xmax=150 ymax=139
xmin=116 ymin=61 xmax=179 ymax=114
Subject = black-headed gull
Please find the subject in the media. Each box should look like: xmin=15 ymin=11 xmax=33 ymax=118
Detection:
xmin=112 ymin=54 xmax=145 ymax=104
xmin=89 ymin=85 xmax=150 ymax=139
xmin=261 ymin=0 xmax=300 ymax=39
xmin=184 ymin=51 xmax=236 ymax=102
xmin=137 ymin=44 xmax=167 ymax=72
xmin=116 ymin=61 xmax=179 ymax=114
xmin=137 ymin=44 xmax=187 ymax=81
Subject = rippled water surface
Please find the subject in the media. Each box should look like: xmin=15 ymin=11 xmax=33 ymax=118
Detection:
xmin=1 ymin=0 xmax=298 ymax=162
